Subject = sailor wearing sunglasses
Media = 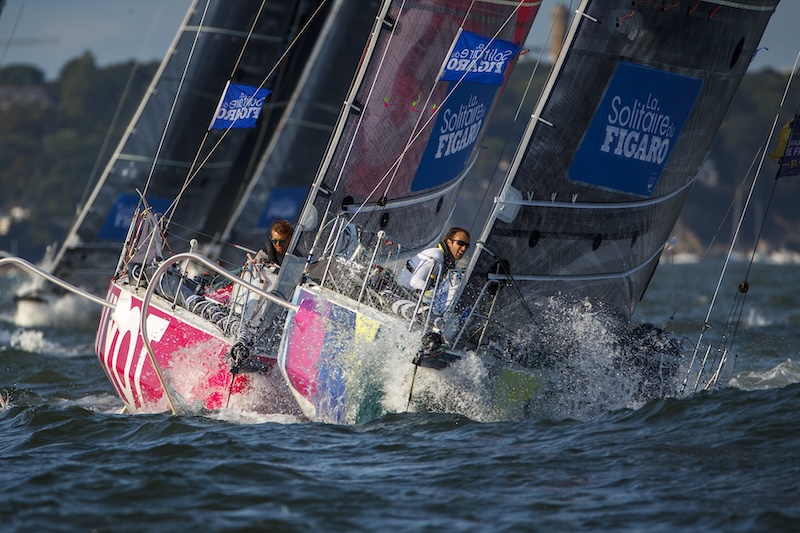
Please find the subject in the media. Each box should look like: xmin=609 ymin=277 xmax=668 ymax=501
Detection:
xmin=236 ymin=219 xmax=295 ymax=319
xmin=251 ymin=219 xmax=293 ymax=268
xmin=397 ymin=227 xmax=470 ymax=297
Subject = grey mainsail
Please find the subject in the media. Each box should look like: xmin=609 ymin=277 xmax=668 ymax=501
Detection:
xmin=449 ymin=0 xmax=781 ymax=355
xmin=17 ymin=0 xmax=346 ymax=305
xmin=289 ymin=0 xmax=540 ymax=262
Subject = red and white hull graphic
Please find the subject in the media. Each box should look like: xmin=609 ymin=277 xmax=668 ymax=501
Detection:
xmin=95 ymin=282 xmax=256 ymax=413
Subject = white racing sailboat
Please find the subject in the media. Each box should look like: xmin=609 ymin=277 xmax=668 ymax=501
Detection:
xmin=12 ymin=0 xmax=370 ymax=329
xmin=276 ymin=0 xmax=541 ymax=423
xmin=275 ymin=0 xmax=781 ymax=423
xmin=88 ymin=0 xmax=380 ymax=414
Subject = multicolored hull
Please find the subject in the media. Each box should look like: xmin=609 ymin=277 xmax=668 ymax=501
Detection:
xmin=278 ymin=287 xmax=397 ymax=424
xmin=278 ymin=286 xmax=542 ymax=424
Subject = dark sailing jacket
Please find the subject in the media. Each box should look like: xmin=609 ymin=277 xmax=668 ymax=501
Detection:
xmin=254 ymin=239 xmax=282 ymax=266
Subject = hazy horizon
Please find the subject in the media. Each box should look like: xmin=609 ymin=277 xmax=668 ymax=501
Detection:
xmin=1 ymin=0 xmax=797 ymax=81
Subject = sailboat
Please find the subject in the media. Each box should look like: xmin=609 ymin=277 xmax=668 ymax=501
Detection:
xmin=89 ymin=0 xmax=380 ymax=414
xmin=12 ymin=0 xmax=366 ymax=328
xmin=276 ymin=0 xmax=781 ymax=423
xmin=275 ymin=0 xmax=541 ymax=423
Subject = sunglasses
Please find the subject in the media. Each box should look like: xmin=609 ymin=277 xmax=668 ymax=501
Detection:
xmin=270 ymin=238 xmax=287 ymax=245
xmin=451 ymin=239 xmax=470 ymax=249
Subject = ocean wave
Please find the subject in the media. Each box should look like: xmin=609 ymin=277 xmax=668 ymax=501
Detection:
xmin=728 ymin=359 xmax=800 ymax=390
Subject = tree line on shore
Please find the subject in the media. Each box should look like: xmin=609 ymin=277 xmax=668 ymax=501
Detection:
xmin=1 ymin=52 xmax=799 ymax=262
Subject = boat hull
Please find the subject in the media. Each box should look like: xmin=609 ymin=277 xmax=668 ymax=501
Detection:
xmin=278 ymin=287 xmax=390 ymax=424
xmin=278 ymin=286 xmax=543 ymax=424
xmin=95 ymin=282 xmax=273 ymax=414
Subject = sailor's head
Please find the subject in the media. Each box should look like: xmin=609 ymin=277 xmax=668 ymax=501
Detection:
xmin=269 ymin=219 xmax=293 ymax=257
xmin=444 ymin=227 xmax=470 ymax=261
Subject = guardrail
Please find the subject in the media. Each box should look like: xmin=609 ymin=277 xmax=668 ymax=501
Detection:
xmin=1 ymin=253 xmax=300 ymax=416
xmin=0 ymin=256 xmax=113 ymax=309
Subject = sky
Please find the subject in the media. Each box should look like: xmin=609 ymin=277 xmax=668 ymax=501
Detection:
xmin=0 ymin=0 xmax=798 ymax=81
xmin=0 ymin=0 xmax=193 ymax=79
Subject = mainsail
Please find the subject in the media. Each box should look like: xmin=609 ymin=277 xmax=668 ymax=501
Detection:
xmin=215 ymin=0 xmax=382 ymax=267
xmin=25 ymin=0 xmax=344 ymax=301
xmin=449 ymin=0 xmax=781 ymax=353
xmin=290 ymin=0 xmax=540 ymax=261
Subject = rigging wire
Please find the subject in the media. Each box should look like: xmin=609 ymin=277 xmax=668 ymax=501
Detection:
xmin=711 ymin=99 xmax=800 ymax=387
xmin=316 ymin=0 xmax=412 ymax=233
xmin=74 ymin=0 xmax=172 ymax=215
xmin=140 ymin=0 xmax=211 ymax=204
xmin=288 ymin=1 xmax=398 ymax=265
xmin=0 ymin=0 xmax=26 ymax=67
xmin=477 ymin=241 xmax=536 ymax=319
xmin=467 ymin=0 xmax=573 ymax=234
xmin=161 ymin=0 xmax=331 ymax=230
xmin=667 ymin=145 xmax=765 ymax=320
xmin=162 ymin=0 xmax=270 ymax=227
xmin=344 ymin=1 xmax=533 ymax=230
xmin=681 ymin=50 xmax=800 ymax=393
xmin=376 ymin=0 xmax=480 ymax=201
xmin=513 ymin=0 xmax=573 ymax=122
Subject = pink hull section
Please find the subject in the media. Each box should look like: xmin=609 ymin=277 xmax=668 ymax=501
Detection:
xmin=280 ymin=287 xmax=385 ymax=424
xmin=95 ymin=282 xmax=264 ymax=413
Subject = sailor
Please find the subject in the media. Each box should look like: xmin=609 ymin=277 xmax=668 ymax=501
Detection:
xmin=235 ymin=219 xmax=294 ymax=320
xmin=250 ymin=219 xmax=293 ymax=268
xmin=397 ymin=227 xmax=470 ymax=295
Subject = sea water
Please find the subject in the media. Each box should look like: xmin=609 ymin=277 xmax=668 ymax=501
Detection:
xmin=1 ymin=258 xmax=798 ymax=531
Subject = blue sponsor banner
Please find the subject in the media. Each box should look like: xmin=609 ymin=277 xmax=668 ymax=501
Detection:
xmin=568 ymin=62 xmax=703 ymax=197
xmin=209 ymin=81 xmax=271 ymax=130
xmin=777 ymin=116 xmax=800 ymax=178
xmin=441 ymin=30 xmax=519 ymax=86
xmin=411 ymin=82 xmax=497 ymax=192
xmin=256 ymin=187 xmax=307 ymax=228
xmin=97 ymin=193 xmax=172 ymax=241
